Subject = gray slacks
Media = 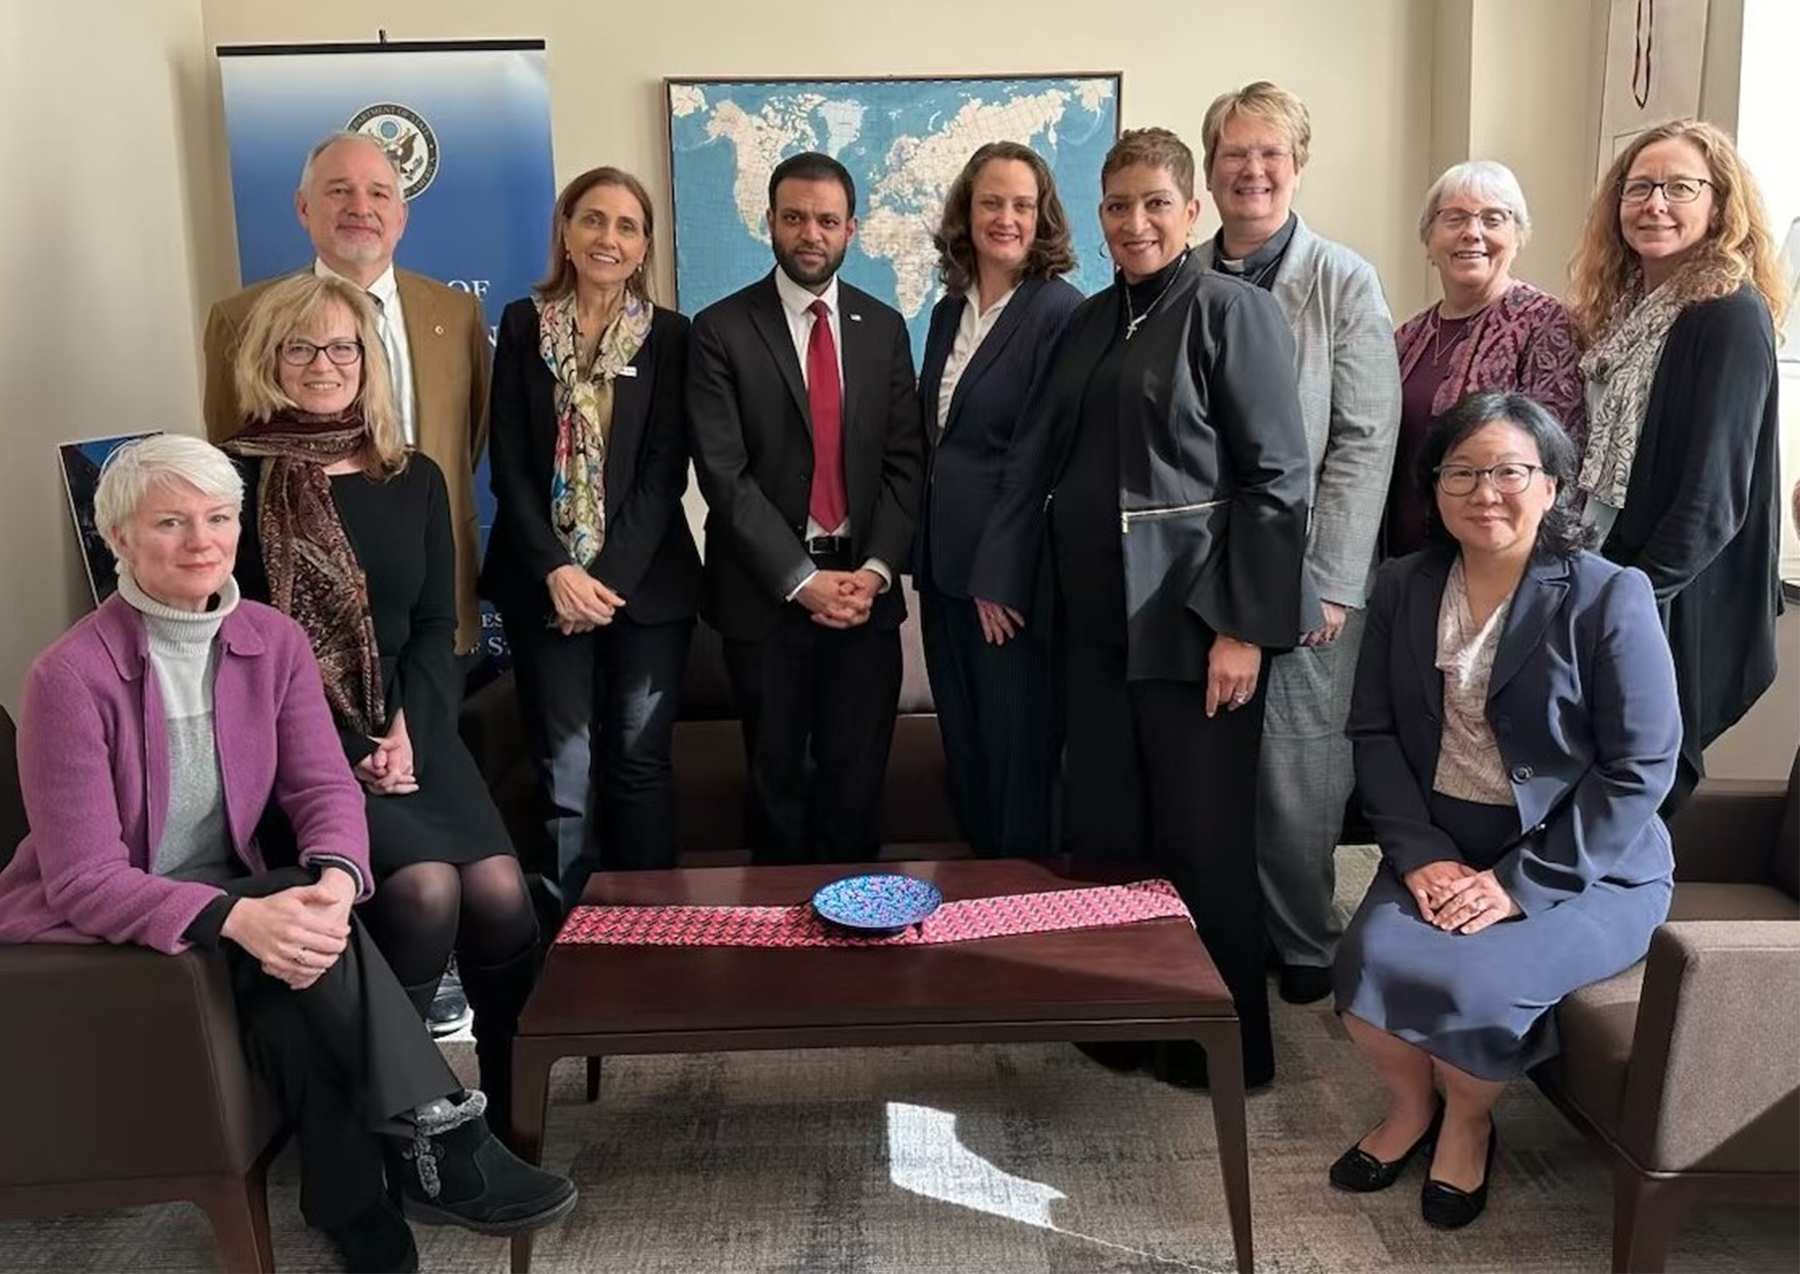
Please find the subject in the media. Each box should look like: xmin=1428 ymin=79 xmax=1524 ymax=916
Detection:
xmin=1255 ymin=607 xmax=1365 ymax=969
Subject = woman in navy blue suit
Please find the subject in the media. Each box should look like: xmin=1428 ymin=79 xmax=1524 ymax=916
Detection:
xmin=915 ymin=142 xmax=1082 ymax=858
xmin=1331 ymin=391 xmax=1680 ymax=1228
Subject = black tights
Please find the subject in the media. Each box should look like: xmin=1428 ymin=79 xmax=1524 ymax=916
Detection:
xmin=364 ymin=854 xmax=539 ymax=992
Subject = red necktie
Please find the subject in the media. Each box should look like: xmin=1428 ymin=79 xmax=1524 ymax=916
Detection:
xmin=806 ymin=299 xmax=847 ymax=533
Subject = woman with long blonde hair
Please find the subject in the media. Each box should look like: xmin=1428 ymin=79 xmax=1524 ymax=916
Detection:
xmin=1567 ymin=119 xmax=1789 ymax=812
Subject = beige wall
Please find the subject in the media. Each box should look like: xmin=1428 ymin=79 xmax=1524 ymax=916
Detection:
xmin=195 ymin=0 xmax=1436 ymax=324
xmin=0 ymin=0 xmax=215 ymax=707
xmin=3 ymin=0 xmax=1789 ymax=782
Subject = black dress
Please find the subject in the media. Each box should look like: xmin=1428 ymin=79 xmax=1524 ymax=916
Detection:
xmin=238 ymin=454 xmax=512 ymax=877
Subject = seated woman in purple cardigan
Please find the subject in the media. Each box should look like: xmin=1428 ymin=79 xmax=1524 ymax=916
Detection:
xmin=0 ymin=435 xmax=574 ymax=1273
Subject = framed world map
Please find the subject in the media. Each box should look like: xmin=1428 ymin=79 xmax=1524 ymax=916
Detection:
xmin=665 ymin=74 xmax=1122 ymax=363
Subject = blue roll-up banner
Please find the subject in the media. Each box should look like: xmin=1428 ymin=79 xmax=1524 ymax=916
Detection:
xmin=217 ymin=38 xmax=555 ymax=661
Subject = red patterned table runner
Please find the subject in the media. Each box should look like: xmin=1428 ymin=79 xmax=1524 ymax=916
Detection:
xmin=557 ymin=879 xmax=1191 ymax=948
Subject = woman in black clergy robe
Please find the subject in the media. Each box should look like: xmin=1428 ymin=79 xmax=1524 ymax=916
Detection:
xmin=971 ymin=127 xmax=1316 ymax=1090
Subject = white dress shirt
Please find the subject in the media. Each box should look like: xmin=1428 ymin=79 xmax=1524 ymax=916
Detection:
xmin=317 ymin=259 xmax=415 ymax=444
xmin=772 ymin=266 xmax=890 ymax=595
xmin=934 ymin=286 xmax=1015 ymax=436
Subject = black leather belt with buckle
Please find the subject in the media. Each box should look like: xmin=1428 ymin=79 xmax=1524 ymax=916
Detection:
xmin=804 ymin=535 xmax=850 ymax=555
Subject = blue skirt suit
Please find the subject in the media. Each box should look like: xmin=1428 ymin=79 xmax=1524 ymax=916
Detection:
xmin=1334 ymin=547 xmax=1681 ymax=1079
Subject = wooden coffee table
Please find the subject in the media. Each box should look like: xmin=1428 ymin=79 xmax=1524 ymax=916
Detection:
xmin=509 ymin=858 xmax=1252 ymax=1272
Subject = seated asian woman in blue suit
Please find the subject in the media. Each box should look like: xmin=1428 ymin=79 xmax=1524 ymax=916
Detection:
xmin=1331 ymin=390 xmax=1680 ymax=1229
xmin=915 ymin=142 xmax=1082 ymax=858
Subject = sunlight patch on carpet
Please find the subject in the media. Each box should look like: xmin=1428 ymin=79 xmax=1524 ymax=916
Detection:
xmin=885 ymin=1101 xmax=1214 ymax=1270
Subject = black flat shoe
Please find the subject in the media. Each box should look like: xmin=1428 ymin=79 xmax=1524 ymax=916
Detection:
xmin=1421 ymin=1118 xmax=1497 ymax=1228
xmin=1329 ymin=1102 xmax=1444 ymax=1193
xmin=1150 ymin=1041 xmax=1275 ymax=1091
xmin=1277 ymin=963 xmax=1336 ymax=1005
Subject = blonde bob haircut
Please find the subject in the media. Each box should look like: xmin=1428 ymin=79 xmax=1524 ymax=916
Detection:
xmin=1201 ymin=81 xmax=1313 ymax=177
xmin=1568 ymin=119 xmax=1789 ymax=344
xmin=232 ymin=273 xmax=407 ymax=478
xmin=94 ymin=434 xmax=244 ymax=569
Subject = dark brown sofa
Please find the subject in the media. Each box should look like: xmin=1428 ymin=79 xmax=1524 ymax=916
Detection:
xmin=0 ymin=708 xmax=282 ymax=1274
xmin=461 ymin=579 xmax=966 ymax=869
xmin=1531 ymin=750 xmax=1800 ymax=1272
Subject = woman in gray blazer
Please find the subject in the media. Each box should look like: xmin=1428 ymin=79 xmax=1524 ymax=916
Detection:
xmin=1191 ymin=81 xmax=1401 ymax=1007
xmin=1331 ymin=391 xmax=1680 ymax=1228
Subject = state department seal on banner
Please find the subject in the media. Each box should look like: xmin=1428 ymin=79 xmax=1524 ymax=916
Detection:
xmin=348 ymin=102 xmax=439 ymax=199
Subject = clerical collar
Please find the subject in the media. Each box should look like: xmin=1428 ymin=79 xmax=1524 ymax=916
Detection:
xmin=1213 ymin=212 xmax=1298 ymax=292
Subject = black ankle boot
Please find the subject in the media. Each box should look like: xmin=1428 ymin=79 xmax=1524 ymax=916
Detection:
xmin=460 ymin=946 xmax=540 ymax=1140
xmin=399 ymin=976 xmax=440 ymax=1021
xmin=386 ymin=1094 xmax=576 ymax=1236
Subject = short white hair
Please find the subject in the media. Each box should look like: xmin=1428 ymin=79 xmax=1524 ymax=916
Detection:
xmin=1419 ymin=160 xmax=1532 ymax=245
xmin=94 ymin=434 xmax=244 ymax=561
xmin=296 ymin=130 xmax=407 ymax=201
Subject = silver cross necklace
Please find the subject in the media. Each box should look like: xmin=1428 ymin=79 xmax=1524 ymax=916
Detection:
xmin=1124 ymin=250 xmax=1189 ymax=340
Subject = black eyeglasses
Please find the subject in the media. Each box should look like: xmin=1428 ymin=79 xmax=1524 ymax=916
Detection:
xmin=279 ymin=338 xmax=364 ymax=367
xmin=1618 ymin=176 xmax=1713 ymax=205
xmin=1434 ymin=462 xmax=1544 ymax=496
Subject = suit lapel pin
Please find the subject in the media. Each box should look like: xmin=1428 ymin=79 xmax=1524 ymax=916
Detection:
xmin=849 ymin=312 xmax=862 ymax=322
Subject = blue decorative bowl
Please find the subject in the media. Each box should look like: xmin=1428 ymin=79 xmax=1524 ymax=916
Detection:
xmin=812 ymin=873 xmax=943 ymax=933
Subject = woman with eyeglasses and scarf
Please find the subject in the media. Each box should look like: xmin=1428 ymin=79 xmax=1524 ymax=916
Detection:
xmin=1568 ymin=120 xmax=1789 ymax=813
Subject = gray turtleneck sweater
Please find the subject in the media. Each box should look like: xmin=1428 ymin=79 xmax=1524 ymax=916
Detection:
xmin=118 ymin=572 xmax=365 ymax=950
xmin=117 ymin=571 xmax=244 ymax=885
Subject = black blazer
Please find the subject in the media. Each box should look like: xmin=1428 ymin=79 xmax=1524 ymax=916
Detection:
xmin=914 ymin=276 xmax=1083 ymax=597
xmin=969 ymin=254 xmax=1318 ymax=681
xmin=1598 ymin=286 xmax=1782 ymax=760
xmin=1350 ymin=546 xmax=1680 ymax=913
xmin=687 ymin=271 xmax=925 ymax=641
xmin=479 ymin=299 xmax=701 ymax=627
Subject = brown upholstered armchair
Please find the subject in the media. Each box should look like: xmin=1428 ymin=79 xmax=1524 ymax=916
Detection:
xmin=1531 ymin=750 xmax=1800 ymax=1273
xmin=0 ymin=708 xmax=283 ymax=1272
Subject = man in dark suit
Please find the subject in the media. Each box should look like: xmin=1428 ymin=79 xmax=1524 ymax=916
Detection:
xmin=688 ymin=152 xmax=925 ymax=864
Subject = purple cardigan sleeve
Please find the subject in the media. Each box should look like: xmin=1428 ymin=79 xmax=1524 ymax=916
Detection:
xmin=270 ymin=621 xmax=372 ymax=898
xmin=17 ymin=653 xmax=227 ymax=954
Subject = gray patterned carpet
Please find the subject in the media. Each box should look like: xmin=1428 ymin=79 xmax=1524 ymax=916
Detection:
xmin=3 ymin=851 xmax=1794 ymax=1273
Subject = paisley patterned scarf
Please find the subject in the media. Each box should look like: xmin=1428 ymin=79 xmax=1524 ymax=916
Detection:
xmin=1577 ymin=274 xmax=1690 ymax=509
xmin=536 ymin=291 xmax=653 ymax=567
xmin=225 ymin=409 xmax=386 ymax=736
